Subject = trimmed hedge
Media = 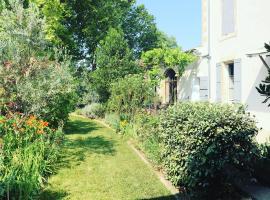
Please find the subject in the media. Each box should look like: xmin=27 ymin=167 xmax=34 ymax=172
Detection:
xmin=159 ymin=102 xmax=259 ymax=197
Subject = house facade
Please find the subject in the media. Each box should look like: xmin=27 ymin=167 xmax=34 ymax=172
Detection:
xmin=169 ymin=0 xmax=270 ymax=142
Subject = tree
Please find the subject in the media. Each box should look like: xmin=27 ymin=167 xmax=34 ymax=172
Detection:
xmin=91 ymin=28 xmax=141 ymax=102
xmin=156 ymin=31 xmax=179 ymax=49
xmin=121 ymin=4 xmax=159 ymax=58
xmin=256 ymin=43 xmax=270 ymax=106
xmin=0 ymin=0 xmax=77 ymax=126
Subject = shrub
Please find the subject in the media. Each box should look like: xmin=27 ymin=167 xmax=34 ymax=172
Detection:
xmin=104 ymin=113 xmax=120 ymax=132
xmin=159 ymin=102 xmax=259 ymax=198
xmin=108 ymin=74 xmax=155 ymax=120
xmin=134 ymin=112 xmax=162 ymax=165
xmin=0 ymin=113 xmax=63 ymax=199
xmin=0 ymin=1 xmax=77 ymax=127
xmin=80 ymin=103 xmax=105 ymax=119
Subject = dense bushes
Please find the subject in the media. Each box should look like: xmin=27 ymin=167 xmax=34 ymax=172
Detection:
xmin=0 ymin=1 xmax=77 ymax=126
xmin=134 ymin=112 xmax=162 ymax=165
xmin=79 ymin=103 xmax=106 ymax=119
xmin=0 ymin=113 xmax=63 ymax=199
xmin=159 ymin=102 xmax=259 ymax=197
xmin=108 ymin=74 xmax=155 ymax=120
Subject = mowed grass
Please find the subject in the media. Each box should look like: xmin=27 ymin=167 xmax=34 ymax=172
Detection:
xmin=40 ymin=115 xmax=174 ymax=200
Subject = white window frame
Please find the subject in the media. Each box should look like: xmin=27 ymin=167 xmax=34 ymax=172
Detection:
xmin=220 ymin=0 xmax=237 ymax=40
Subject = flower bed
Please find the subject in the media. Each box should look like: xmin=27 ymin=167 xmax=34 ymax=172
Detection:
xmin=0 ymin=113 xmax=64 ymax=199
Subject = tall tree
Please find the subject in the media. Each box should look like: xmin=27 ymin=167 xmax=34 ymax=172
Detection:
xmin=256 ymin=43 xmax=270 ymax=107
xmin=121 ymin=4 xmax=158 ymax=58
xmin=91 ymin=28 xmax=141 ymax=102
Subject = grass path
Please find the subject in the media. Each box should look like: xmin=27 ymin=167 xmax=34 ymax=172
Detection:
xmin=40 ymin=115 xmax=174 ymax=200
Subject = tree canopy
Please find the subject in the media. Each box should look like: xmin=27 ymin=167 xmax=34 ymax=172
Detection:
xmin=91 ymin=28 xmax=141 ymax=102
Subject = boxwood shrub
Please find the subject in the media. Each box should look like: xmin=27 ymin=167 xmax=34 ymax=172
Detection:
xmin=159 ymin=102 xmax=259 ymax=197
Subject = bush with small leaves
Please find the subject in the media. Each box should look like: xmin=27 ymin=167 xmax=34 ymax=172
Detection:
xmin=159 ymin=102 xmax=259 ymax=198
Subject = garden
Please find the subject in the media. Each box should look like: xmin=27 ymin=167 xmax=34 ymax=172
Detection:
xmin=1 ymin=0 xmax=270 ymax=200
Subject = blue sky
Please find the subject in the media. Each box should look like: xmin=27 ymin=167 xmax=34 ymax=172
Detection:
xmin=136 ymin=0 xmax=202 ymax=50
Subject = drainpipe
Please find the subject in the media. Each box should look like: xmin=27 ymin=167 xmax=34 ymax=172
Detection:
xmin=207 ymin=0 xmax=212 ymax=102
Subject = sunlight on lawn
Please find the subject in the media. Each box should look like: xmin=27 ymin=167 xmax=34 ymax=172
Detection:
xmin=40 ymin=115 xmax=173 ymax=200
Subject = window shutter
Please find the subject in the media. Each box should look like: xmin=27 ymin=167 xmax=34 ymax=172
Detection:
xmin=199 ymin=76 xmax=209 ymax=101
xmin=216 ymin=63 xmax=222 ymax=102
xmin=222 ymin=0 xmax=235 ymax=35
xmin=234 ymin=59 xmax=242 ymax=103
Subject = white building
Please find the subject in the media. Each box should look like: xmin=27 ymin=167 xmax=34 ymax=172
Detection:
xmin=176 ymin=0 xmax=270 ymax=142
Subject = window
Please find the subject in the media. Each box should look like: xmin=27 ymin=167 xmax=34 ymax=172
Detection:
xmin=228 ymin=63 xmax=234 ymax=102
xmin=222 ymin=0 xmax=235 ymax=35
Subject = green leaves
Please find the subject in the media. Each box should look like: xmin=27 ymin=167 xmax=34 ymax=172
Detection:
xmin=141 ymin=47 xmax=196 ymax=84
xmin=108 ymin=74 xmax=154 ymax=120
xmin=159 ymin=102 xmax=259 ymax=197
xmin=91 ymin=28 xmax=141 ymax=102
xmin=0 ymin=1 xmax=77 ymax=126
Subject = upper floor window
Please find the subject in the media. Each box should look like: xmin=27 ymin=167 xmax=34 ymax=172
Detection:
xmin=222 ymin=0 xmax=235 ymax=35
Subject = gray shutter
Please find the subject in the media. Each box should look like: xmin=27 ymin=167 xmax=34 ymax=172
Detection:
xmin=234 ymin=59 xmax=242 ymax=103
xmin=199 ymin=76 xmax=209 ymax=101
xmin=216 ymin=63 xmax=222 ymax=102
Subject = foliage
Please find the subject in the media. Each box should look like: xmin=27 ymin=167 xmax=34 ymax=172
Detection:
xmin=80 ymin=103 xmax=106 ymax=119
xmin=62 ymin=0 xmax=132 ymax=61
xmin=25 ymin=0 xmax=72 ymax=47
xmin=0 ymin=113 xmax=63 ymax=199
xmin=134 ymin=112 xmax=162 ymax=165
xmin=256 ymin=43 xmax=270 ymax=107
xmin=0 ymin=1 xmax=77 ymax=126
xmin=142 ymin=48 xmax=196 ymax=74
xmin=141 ymin=48 xmax=196 ymax=86
xmin=108 ymin=74 xmax=155 ymax=120
xmin=156 ymin=31 xmax=179 ymax=49
xmin=91 ymin=28 xmax=141 ymax=102
xmin=104 ymin=113 xmax=121 ymax=132
xmin=122 ymin=4 xmax=159 ymax=58
xmin=159 ymin=102 xmax=259 ymax=197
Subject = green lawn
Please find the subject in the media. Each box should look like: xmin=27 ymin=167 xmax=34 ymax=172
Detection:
xmin=40 ymin=115 xmax=174 ymax=200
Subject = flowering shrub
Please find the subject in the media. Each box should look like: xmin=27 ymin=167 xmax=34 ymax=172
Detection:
xmin=0 ymin=113 xmax=63 ymax=199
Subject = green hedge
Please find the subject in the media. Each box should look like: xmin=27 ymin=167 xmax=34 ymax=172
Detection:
xmin=159 ymin=102 xmax=259 ymax=197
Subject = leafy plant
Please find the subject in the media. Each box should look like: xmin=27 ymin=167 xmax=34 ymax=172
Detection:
xmin=0 ymin=0 xmax=77 ymax=126
xmin=108 ymin=74 xmax=155 ymax=120
xmin=80 ymin=103 xmax=106 ymax=119
xmin=256 ymin=43 xmax=270 ymax=106
xmin=91 ymin=28 xmax=141 ymax=102
xmin=134 ymin=112 xmax=162 ymax=165
xmin=159 ymin=102 xmax=259 ymax=198
xmin=141 ymin=48 xmax=196 ymax=84
xmin=0 ymin=113 xmax=63 ymax=199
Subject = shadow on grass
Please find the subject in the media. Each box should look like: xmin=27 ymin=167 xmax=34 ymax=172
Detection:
xmin=140 ymin=194 xmax=179 ymax=200
xmin=39 ymin=190 xmax=68 ymax=200
xmin=64 ymin=119 xmax=101 ymax=135
xmin=40 ymin=118 xmax=116 ymax=200
xmin=60 ymin=118 xmax=116 ymax=168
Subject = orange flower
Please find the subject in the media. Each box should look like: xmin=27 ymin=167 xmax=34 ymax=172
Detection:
xmin=26 ymin=120 xmax=33 ymax=126
xmin=29 ymin=115 xmax=36 ymax=120
xmin=42 ymin=121 xmax=49 ymax=127
xmin=37 ymin=130 xmax=44 ymax=134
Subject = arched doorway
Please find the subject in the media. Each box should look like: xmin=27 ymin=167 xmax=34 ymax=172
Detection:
xmin=164 ymin=68 xmax=177 ymax=104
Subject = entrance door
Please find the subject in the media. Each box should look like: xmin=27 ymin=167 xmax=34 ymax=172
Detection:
xmin=164 ymin=69 xmax=177 ymax=104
